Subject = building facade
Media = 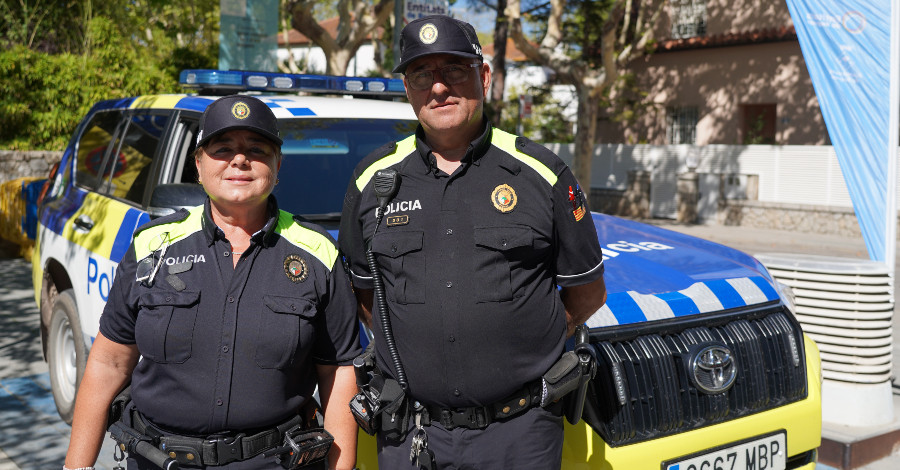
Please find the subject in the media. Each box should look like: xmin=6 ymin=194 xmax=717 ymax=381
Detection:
xmin=598 ymin=0 xmax=829 ymax=146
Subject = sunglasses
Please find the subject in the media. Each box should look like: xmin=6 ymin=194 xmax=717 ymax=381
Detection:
xmin=405 ymin=63 xmax=482 ymax=90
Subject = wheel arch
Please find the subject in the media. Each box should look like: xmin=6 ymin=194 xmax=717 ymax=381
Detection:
xmin=39 ymin=257 xmax=74 ymax=360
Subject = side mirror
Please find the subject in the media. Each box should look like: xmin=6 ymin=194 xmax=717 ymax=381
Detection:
xmin=148 ymin=183 xmax=206 ymax=218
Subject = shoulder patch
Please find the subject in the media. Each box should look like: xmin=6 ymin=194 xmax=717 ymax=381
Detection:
xmin=277 ymin=210 xmax=339 ymax=271
xmin=355 ymin=135 xmax=417 ymax=191
xmin=132 ymin=206 xmax=204 ymax=261
xmin=491 ymin=128 xmax=560 ymax=186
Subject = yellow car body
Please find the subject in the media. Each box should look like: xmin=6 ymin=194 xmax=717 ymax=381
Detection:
xmin=355 ymin=336 xmax=821 ymax=469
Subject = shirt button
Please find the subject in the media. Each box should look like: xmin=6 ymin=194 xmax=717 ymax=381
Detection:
xmin=446 ymin=229 xmax=453 ymax=235
xmin=448 ymin=335 xmax=455 ymax=343
xmin=223 ymin=251 xmax=230 ymax=257
xmin=446 ymin=281 xmax=452 ymax=288
xmin=165 ymin=295 xmax=172 ymax=302
xmin=391 ymin=244 xmax=397 ymax=253
xmin=501 ymin=239 xmax=508 ymax=246
xmin=228 ymin=296 xmax=235 ymax=303
xmin=454 ymin=389 xmax=461 ymax=397
xmin=222 ymin=346 xmax=229 ymax=353
xmin=216 ymin=398 xmax=223 ymax=406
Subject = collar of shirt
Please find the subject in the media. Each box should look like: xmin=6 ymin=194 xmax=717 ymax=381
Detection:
xmin=413 ymin=116 xmax=493 ymax=176
xmin=200 ymin=195 xmax=281 ymax=248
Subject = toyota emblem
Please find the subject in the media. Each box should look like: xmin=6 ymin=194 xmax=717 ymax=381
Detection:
xmin=690 ymin=344 xmax=737 ymax=394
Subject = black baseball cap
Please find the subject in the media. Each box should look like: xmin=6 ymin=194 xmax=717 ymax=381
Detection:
xmin=196 ymin=95 xmax=282 ymax=147
xmin=393 ymin=15 xmax=483 ymax=74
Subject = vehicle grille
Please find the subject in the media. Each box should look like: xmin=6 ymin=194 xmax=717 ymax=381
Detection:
xmin=582 ymin=302 xmax=808 ymax=447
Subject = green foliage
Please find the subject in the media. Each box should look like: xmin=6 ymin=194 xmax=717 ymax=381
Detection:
xmin=493 ymin=83 xmax=575 ymax=144
xmin=0 ymin=0 xmax=85 ymax=52
xmin=0 ymin=1 xmax=220 ymax=150
xmin=0 ymin=16 xmax=186 ymax=150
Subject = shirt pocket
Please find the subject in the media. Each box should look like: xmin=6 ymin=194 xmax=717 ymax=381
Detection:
xmin=473 ymin=226 xmax=534 ymax=303
xmin=135 ymin=290 xmax=201 ymax=364
xmin=371 ymin=230 xmax=425 ymax=304
xmin=255 ymin=294 xmax=316 ymax=370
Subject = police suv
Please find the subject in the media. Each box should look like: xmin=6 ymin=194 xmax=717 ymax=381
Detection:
xmin=32 ymin=69 xmax=821 ymax=470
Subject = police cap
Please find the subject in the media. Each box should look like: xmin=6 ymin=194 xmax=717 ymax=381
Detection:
xmin=197 ymin=94 xmax=283 ymax=148
xmin=393 ymin=15 xmax=483 ymax=74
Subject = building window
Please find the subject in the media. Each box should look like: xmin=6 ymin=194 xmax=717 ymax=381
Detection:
xmin=666 ymin=106 xmax=698 ymax=144
xmin=741 ymin=104 xmax=777 ymax=145
xmin=671 ymin=0 xmax=707 ymax=39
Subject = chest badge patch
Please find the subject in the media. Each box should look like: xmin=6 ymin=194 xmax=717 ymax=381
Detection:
xmin=284 ymin=254 xmax=309 ymax=283
xmin=387 ymin=214 xmax=409 ymax=226
xmin=491 ymin=184 xmax=517 ymax=213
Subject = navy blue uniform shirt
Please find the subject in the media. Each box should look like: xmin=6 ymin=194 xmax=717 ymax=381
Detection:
xmin=100 ymin=197 xmax=360 ymax=435
xmin=339 ymin=120 xmax=604 ymax=408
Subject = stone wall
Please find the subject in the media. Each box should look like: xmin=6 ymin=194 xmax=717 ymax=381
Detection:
xmin=0 ymin=150 xmax=63 ymax=184
xmin=588 ymin=168 xmax=881 ymax=239
xmin=717 ymin=199 xmax=864 ymax=238
xmin=590 ymin=171 xmax=651 ymax=219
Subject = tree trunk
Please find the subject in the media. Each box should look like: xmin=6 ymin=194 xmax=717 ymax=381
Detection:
xmin=572 ymin=85 xmax=599 ymax=189
xmin=328 ymin=49 xmax=353 ymax=76
xmin=490 ymin=0 xmax=508 ymax=127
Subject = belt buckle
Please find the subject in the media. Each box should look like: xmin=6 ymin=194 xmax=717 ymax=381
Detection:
xmin=210 ymin=433 xmax=244 ymax=465
xmin=469 ymin=407 xmax=491 ymax=428
xmin=440 ymin=407 xmax=491 ymax=430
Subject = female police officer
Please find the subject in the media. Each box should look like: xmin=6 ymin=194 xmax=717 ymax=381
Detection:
xmin=63 ymin=95 xmax=361 ymax=470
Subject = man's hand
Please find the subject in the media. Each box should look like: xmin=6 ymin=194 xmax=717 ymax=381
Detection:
xmin=561 ymin=276 xmax=607 ymax=337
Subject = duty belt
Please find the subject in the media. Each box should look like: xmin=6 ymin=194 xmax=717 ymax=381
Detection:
xmin=423 ymin=381 xmax=543 ymax=430
xmin=132 ymin=411 xmax=302 ymax=466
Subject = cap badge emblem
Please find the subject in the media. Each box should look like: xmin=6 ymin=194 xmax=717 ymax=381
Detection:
xmin=283 ymin=254 xmax=309 ymax=283
xmin=491 ymin=184 xmax=517 ymax=213
xmin=231 ymin=101 xmax=250 ymax=120
xmin=419 ymin=23 xmax=438 ymax=44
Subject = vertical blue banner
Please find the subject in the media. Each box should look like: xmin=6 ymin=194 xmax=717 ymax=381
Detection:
xmin=219 ymin=0 xmax=279 ymax=72
xmin=784 ymin=0 xmax=893 ymax=262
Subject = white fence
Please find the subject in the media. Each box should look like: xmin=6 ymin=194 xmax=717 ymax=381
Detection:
xmin=547 ymin=144 xmax=864 ymax=219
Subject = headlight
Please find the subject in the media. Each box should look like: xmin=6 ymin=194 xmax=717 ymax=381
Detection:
xmin=774 ymin=280 xmax=797 ymax=315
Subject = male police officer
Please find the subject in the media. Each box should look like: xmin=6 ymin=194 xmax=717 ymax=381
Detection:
xmin=339 ymin=15 xmax=607 ymax=469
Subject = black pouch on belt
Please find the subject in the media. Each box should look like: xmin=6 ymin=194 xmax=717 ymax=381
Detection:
xmin=376 ymin=378 xmax=410 ymax=442
xmin=263 ymin=424 xmax=333 ymax=469
xmin=541 ymin=325 xmax=597 ymax=424
xmin=107 ymin=383 xmax=132 ymax=427
xmin=540 ymin=351 xmax=582 ymax=408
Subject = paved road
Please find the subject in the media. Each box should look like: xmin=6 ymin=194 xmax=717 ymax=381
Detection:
xmin=0 ymin=241 xmax=118 ymax=469
xmin=1 ymin=221 xmax=899 ymax=469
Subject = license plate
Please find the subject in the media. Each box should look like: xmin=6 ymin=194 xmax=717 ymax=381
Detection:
xmin=664 ymin=431 xmax=786 ymax=470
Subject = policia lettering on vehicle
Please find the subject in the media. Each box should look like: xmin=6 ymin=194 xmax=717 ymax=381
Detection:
xmin=64 ymin=95 xmax=361 ymax=470
xmin=338 ymin=15 xmax=608 ymax=470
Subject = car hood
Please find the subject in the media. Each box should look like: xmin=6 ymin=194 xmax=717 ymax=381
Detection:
xmin=589 ymin=213 xmax=781 ymax=327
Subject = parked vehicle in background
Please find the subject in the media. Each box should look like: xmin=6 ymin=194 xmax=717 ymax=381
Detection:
xmin=31 ymin=69 xmax=821 ymax=470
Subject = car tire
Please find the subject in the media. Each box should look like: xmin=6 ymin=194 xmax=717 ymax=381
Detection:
xmin=47 ymin=289 xmax=87 ymax=424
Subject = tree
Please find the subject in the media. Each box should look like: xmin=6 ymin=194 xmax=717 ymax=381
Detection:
xmin=286 ymin=0 xmax=393 ymax=76
xmin=0 ymin=1 xmax=220 ymax=150
xmin=506 ymin=0 xmax=665 ymax=186
xmin=466 ymin=0 xmax=510 ymax=126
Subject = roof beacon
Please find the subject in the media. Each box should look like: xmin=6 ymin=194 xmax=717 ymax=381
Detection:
xmin=179 ymin=69 xmax=406 ymax=97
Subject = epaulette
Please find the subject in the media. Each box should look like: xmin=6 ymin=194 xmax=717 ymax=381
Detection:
xmin=132 ymin=207 xmax=191 ymax=236
xmin=491 ymin=128 xmax=564 ymax=186
xmin=354 ymin=135 xmax=417 ymax=192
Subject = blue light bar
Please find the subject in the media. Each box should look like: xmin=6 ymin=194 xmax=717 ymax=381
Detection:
xmin=179 ymin=69 xmax=406 ymax=97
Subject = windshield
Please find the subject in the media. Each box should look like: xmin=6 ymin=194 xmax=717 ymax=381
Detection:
xmin=272 ymin=118 xmax=418 ymax=218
